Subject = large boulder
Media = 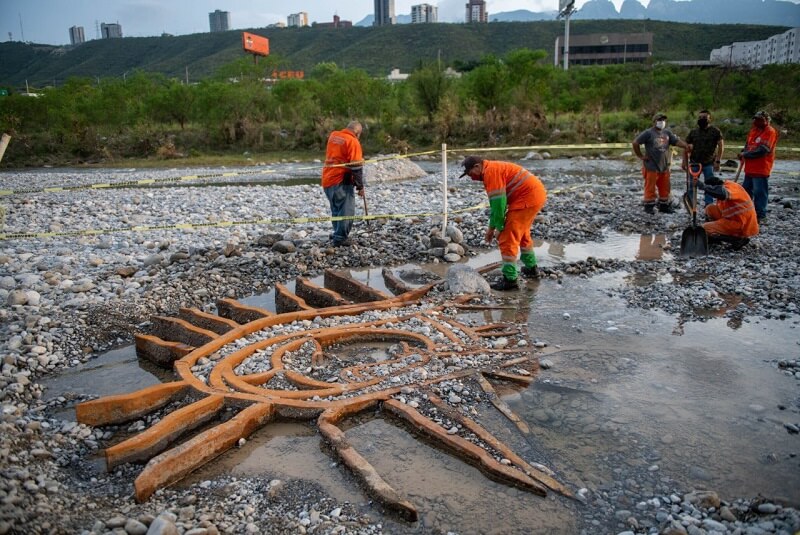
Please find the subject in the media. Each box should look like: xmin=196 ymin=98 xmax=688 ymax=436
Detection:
xmin=445 ymin=265 xmax=491 ymax=295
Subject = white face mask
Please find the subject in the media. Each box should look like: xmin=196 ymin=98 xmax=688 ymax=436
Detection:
xmin=656 ymin=120 xmax=666 ymax=130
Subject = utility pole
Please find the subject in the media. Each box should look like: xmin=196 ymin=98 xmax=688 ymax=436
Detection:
xmin=18 ymin=13 xmax=24 ymax=42
xmin=557 ymin=0 xmax=576 ymax=71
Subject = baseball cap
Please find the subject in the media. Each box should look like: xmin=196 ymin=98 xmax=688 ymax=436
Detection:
xmin=459 ymin=156 xmax=484 ymax=178
xmin=753 ymin=110 xmax=770 ymax=120
xmin=653 ymin=113 xmax=667 ymax=121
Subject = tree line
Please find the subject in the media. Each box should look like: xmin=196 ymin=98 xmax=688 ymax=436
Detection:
xmin=0 ymin=50 xmax=797 ymax=166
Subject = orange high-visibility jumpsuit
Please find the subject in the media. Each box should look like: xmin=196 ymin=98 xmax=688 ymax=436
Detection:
xmin=703 ymin=181 xmax=759 ymax=238
xmin=481 ymin=161 xmax=547 ymax=281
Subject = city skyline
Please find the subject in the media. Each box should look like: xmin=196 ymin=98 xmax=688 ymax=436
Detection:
xmin=1 ymin=0 xmax=638 ymax=46
xmin=1 ymin=0 xmax=798 ymax=46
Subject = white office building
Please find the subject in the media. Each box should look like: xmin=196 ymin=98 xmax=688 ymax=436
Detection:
xmin=710 ymin=27 xmax=799 ymax=67
xmin=287 ymin=12 xmax=309 ymax=27
xmin=412 ymin=4 xmax=438 ymax=23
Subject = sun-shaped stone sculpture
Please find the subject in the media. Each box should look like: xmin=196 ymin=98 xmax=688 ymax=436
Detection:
xmin=76 ymin=268 xmax=572 ymax=521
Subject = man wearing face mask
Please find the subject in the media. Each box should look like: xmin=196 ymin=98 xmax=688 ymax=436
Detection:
xmin=460 ymin=156 xmax=547 ymax=291
xmin=632 ymin=113 xmax=692 ymax=215
xmin=683 ymin=110 xmax=724 ymax=207
xmin=739 ymin=111 xmax=778 ymax=223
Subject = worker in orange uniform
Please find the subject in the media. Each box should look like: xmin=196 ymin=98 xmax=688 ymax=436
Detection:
xmin=698 ymin=175 xmax=759 ymax=250
xmin=322 ymin=121 xmax=365 ymax=247
xmin=739 ymin=111 xmax=779 ymax=223
xmin=460 ymin=156 xmax=547 ymax=291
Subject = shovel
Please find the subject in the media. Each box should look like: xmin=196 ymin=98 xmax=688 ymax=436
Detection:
xmin=680 ymin=163 xmax=708 ymax=257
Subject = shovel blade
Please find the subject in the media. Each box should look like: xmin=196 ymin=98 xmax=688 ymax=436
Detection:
xmin=679 ymin=226 xmax=708 ymax=257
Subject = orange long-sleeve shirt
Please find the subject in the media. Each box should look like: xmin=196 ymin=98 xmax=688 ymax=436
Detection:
xmin=481 ymin=160 xmax=546 ymax=230
xmin=743 ymin=124 xmax=778 ymax=177
xmin=321 ymin=129 xmax=364 ymax=188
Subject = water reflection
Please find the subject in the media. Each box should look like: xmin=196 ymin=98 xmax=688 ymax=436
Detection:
xmin=636 ymin=234 xmax=667 ymax=261
xmin=41 ymin=345 xmax=173 ymax=420
xmin=464 ymin=232 xmax=672 ymax=267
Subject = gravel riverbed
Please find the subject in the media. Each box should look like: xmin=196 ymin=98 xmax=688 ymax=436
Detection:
xmin=0 ymin=158 xmax=798 ymax=534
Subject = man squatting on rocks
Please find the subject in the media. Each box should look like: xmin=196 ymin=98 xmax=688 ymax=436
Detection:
xmin=698 ymin=175 xmax=759 ymax=250
xmin=739 ymin=111 xmax=779 ymax=223
xmin=683 ymin=109 xmax=724 ymax=207
xmin=322 ymin=121 xmax=365 ymax=247
xmin=460 ymin=156 xmax=547 ymax=291
xmin=632 ymin=113 xmax=692 ymax=214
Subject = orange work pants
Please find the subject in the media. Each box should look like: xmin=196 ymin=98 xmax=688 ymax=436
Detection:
xmin=498 ymin=205 xmax=543 ymax=279
xmin=703 ymin=205 xmax=752 ymax=238
xmin=643 ymin=169 xmax=671 ymax=203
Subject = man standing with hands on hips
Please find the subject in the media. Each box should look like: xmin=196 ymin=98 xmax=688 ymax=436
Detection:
xmin=632 ymin=113 xmax=692 ymax=214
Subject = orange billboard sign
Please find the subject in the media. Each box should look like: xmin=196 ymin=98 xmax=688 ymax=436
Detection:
xmin=242 ymin=32 xmax=269 ymax=57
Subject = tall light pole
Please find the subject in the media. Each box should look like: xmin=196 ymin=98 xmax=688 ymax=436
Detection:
xmin=558 ymin=0 xmax=576 ymax=70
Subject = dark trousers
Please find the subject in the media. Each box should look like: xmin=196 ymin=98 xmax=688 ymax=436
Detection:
xmin=742 ymin=175 xmax=769 ymax=219
xmin=324 ymin=183 xmax=355 ymax=244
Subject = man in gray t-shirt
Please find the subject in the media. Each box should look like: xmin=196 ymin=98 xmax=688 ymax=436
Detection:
xmin=632 ymin=113 xmax=692 ymax=214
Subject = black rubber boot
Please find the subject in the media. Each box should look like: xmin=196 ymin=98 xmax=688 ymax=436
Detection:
xmin=491 ymin=277 xmax=519 ymax=291
xmin=658 ymin=201 xmax=675 ymax=214
xmin=644 ymin=203 xmax=656 ymax=214
xmin=521 ymin=266 xmax=540 ymax=279
xmin=731 ymin=238 xmax=750 ymax=250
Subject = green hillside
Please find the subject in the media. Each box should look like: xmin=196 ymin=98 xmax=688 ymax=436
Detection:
xmin=0 ymin=20 xmax=788 ymax=89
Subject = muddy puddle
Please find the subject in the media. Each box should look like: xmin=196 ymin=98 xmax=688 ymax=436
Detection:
xmin=41 ymin=232 xmax=800 ymax=534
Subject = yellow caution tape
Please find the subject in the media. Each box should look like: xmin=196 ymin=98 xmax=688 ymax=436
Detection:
xmin=0 ymin=178 xmax=590 ymax=241
xmin=0 ymin=211 xmax=442 ymax=241
xmin=0 ymin=168 xmax=277 ymax=196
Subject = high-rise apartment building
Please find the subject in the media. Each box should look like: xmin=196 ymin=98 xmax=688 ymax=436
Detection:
xmin=465 ymin=0 xmax=488 ymax=23
xmin=69 ymin=25 xmax=85 ymax=45
xmin=411 ymin=4 xmax=438 ymax=23
xmin=287 ymin=12 xmax=309 ymax=27
xmin=374 ymin=0 xmax=396 ymax=26
xmin=710 ymin=27 xmax=799 ymax=67
xmin=209 ymin=10 xmax=231 ymax=32
xmin=100 ymin=22 xmax=123 ymax=38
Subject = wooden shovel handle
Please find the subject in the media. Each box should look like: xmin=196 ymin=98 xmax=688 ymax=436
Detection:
xmin=733 ymin=158 xmax=744 ymax=183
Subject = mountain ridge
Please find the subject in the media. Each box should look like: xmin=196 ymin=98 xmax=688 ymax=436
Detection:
xmin=354 ymin=0 xmax=800 ymax=27
xmin=0 ymin=20 xmax=789 ymax=90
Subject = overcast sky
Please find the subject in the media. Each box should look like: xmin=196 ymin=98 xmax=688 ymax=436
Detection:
xmin=2 ymin=0 xmax=798 ymax=45
xmin=2 ymin=0 xmax=636 ymax=45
